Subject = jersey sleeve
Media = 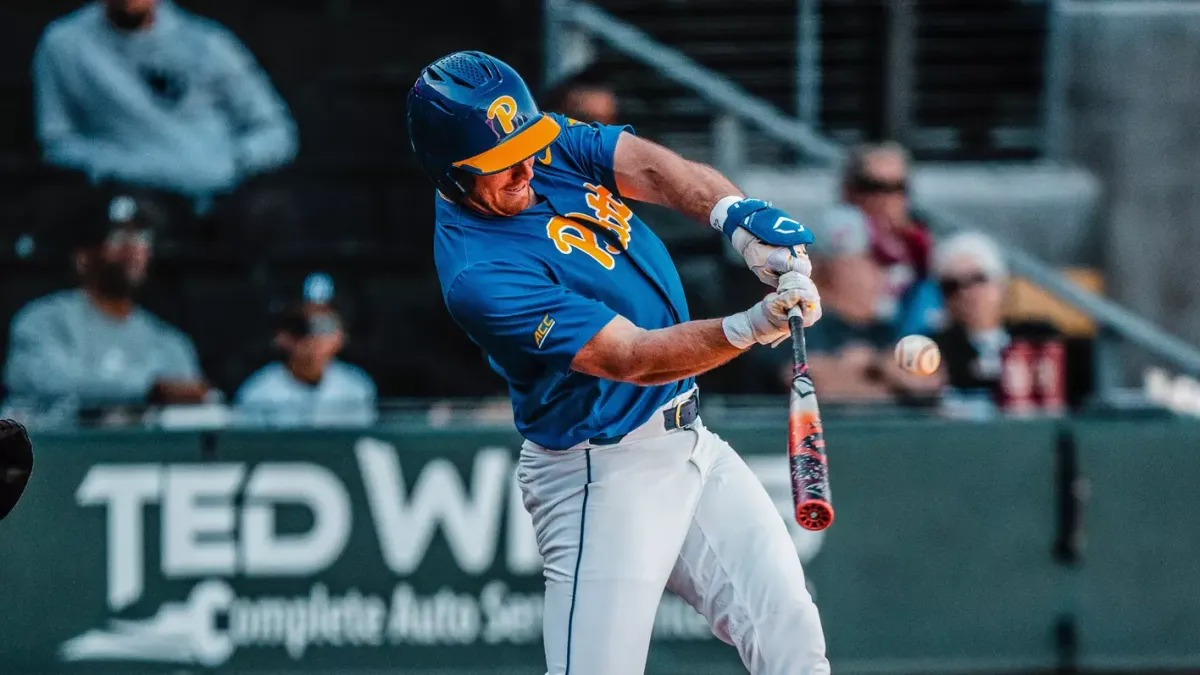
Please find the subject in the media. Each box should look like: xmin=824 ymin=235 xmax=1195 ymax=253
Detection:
xmin=444 ymin=261 xmax=619 ymax=373
xmin=550 ymin=113 xmax=634 ymax=195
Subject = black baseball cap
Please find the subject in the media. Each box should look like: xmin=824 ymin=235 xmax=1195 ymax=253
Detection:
xmin=275 ymin=303 xmax=343 ymax=338
xmin=66 ymin=188 xmax=162 ymax=251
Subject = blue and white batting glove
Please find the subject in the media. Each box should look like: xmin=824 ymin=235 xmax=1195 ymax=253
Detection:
xmin=710 ymin=197 xmax=815 ymax=289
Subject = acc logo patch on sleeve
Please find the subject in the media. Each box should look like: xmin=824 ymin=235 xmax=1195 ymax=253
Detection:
xmin=534 ymin=314 xmax=556 ymax=349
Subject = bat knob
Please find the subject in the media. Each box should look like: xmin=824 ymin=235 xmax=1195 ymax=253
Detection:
xmin=795 ymin=500 xmax=834 ymax=531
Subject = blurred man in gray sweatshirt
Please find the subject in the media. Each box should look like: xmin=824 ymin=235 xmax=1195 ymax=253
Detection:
xmin=32 ymin=0 xmax=298 ymax=202
xmin=3 ymin=191 xmax=211 ymax=409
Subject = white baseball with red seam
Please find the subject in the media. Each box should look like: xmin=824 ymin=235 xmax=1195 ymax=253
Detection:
xmin=894 ymin=334 xmax=941 ymax=376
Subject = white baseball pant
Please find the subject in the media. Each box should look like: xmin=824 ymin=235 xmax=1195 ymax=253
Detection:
xmin=516 ymin=390 xmax=830 ymax=675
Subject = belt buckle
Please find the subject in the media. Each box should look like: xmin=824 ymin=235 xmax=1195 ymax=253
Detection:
xmin=669 ymin=393 xmax=697 ymax=431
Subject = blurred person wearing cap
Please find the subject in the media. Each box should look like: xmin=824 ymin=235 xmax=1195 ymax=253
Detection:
xmin=773 ymin=207 xmax=943 ymax=403
xmin=2 ymin=191 xmax=210 ymax=408
xmin=932 ymin=232 xmax=1058 ymax=416
xmin=32 ymin=0 xmax=297 ymax=204
xmin=233 ymin=303 xmax=377 ymax=428
xmin=824 ymin=142 xmax=940 ymax=334
xmin=542 ymin=66 xmax=619 ymax=126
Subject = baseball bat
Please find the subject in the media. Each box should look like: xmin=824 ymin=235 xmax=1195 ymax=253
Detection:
xmin=786 ymin=306 xmax=834 ymax=531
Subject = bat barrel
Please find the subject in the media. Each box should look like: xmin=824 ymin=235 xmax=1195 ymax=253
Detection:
xmin=789 ymin=417 xmax=830 ymax=530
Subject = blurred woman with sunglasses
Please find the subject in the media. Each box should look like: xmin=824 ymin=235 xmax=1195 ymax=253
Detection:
xmin=839 ymin=142 xmax=938 ymax=334
xmin=931 ymin=232 xmax=1058 ymax=418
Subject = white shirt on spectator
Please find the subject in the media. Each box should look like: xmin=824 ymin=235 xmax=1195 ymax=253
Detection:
xmin=3 ymin=288 xmax=201 ymax=406
xmin=33 ymin=0 xmax=297 ymax=197
xmin=234 ymin=361 xmax=377 ymax=428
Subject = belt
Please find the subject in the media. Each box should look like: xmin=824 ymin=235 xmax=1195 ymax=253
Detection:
xmin=588 ymin=390 xmax=699 ymax=446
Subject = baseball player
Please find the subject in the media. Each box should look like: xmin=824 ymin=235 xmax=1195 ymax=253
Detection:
xmin=408 ymin=51 xmax=829 ymax=675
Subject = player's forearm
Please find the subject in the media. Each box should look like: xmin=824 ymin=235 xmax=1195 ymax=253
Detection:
xmin=573 ymin=316 xmax=746 ymax=386
xmin=625 ymin=319 xmax=746 ymax=385
xmin=613 ymin=133 xmax=742 ymax=224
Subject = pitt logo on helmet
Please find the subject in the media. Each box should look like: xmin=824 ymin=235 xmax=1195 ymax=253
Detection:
xmin=451 ymin=107 xmax=561 ymax=174
xmin=487 ymin=95 xmax=519 ymax=135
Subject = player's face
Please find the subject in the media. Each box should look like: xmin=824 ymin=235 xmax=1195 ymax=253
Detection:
xmin=466 ymin=157 xmax=536 ymax=216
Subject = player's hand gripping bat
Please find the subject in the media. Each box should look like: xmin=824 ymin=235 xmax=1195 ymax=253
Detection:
xmin=785 ymin=304 xmax=833 ymax=531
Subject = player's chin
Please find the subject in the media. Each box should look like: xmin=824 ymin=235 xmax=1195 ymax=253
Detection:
xmin=495 ymin=193 xmax=528 ymax=215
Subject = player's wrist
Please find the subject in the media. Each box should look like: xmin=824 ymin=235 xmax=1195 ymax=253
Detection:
xmin=721 ymin=312 xmax=756 ymax=350
xmin=709 ymin=195 xmax=744 ymax=239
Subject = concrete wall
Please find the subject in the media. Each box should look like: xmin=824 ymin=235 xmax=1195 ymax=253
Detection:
xmin=738 ymin=164 xmax=1102 ymax=267
xmin=1053 ymin=2 xmax=1200 ymax=352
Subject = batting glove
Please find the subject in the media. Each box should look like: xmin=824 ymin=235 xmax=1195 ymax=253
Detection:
xmin=731 ymin=228 xmax=813 ymax=289
xmin=722 ymin=272 xmax=822 ymax=349
xmin=710 ymin=196 xmax=815 ymax=288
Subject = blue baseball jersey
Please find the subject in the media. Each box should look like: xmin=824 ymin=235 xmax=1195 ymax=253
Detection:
xmin=433 ymin=113 xmax=692 ymax=450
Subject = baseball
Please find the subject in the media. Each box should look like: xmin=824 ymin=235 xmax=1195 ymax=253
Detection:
xmin=894 ymin=334 xmax=941 ymax=376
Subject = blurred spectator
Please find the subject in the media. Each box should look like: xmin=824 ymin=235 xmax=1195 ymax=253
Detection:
xmin=932 ymin=232 xmax=1059 ymax=417
xmin=783 ymin=216 xmax=943 ymax=403
xmin=821 ymin=142 xmax=941 ymax=335
xmin=233 ymin=301 xmax=377 ymax=428
xmin=2 ymin=191 xmax=211 ymax=410
xmin=32 ymin=0 xmax=297 ymax=205
xmin=542 ymin=66 xmax=618 ymax=125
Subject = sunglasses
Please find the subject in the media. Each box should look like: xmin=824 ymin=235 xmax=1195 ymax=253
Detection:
xmin=939 ymin=272 xmax=991 ymax=297
xmin=105 ymin=228 xmax=153 ymax=247
xmin=853 ymin=175 xmax=908 ymax=195
xmin=306 ymin=313 xmax=343 ymax=336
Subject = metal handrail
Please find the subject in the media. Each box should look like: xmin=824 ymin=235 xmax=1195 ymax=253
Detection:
xmin=559 ymin=0 xmax=1200 ymax=376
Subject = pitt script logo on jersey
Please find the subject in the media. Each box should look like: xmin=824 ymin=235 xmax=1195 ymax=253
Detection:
xmin=545 ymin=183 xmax=635 ymax=270
xmin=534 ymin=314 xmax=556 ymax=349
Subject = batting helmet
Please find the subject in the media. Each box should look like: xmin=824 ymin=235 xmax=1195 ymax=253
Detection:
xmin=407 ymin=51 xmax=561 ymax=201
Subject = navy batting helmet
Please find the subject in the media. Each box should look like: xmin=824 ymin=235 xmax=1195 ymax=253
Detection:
xmin=407 ymin=51 xmax=561 ymax=201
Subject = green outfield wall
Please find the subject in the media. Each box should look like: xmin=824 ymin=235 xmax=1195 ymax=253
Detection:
xmin=1 ymin=417 xmax=1195 ymax=674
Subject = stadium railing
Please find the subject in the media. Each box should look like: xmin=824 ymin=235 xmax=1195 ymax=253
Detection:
xmin=545 ymin=0 xmax=1200 ymax=402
